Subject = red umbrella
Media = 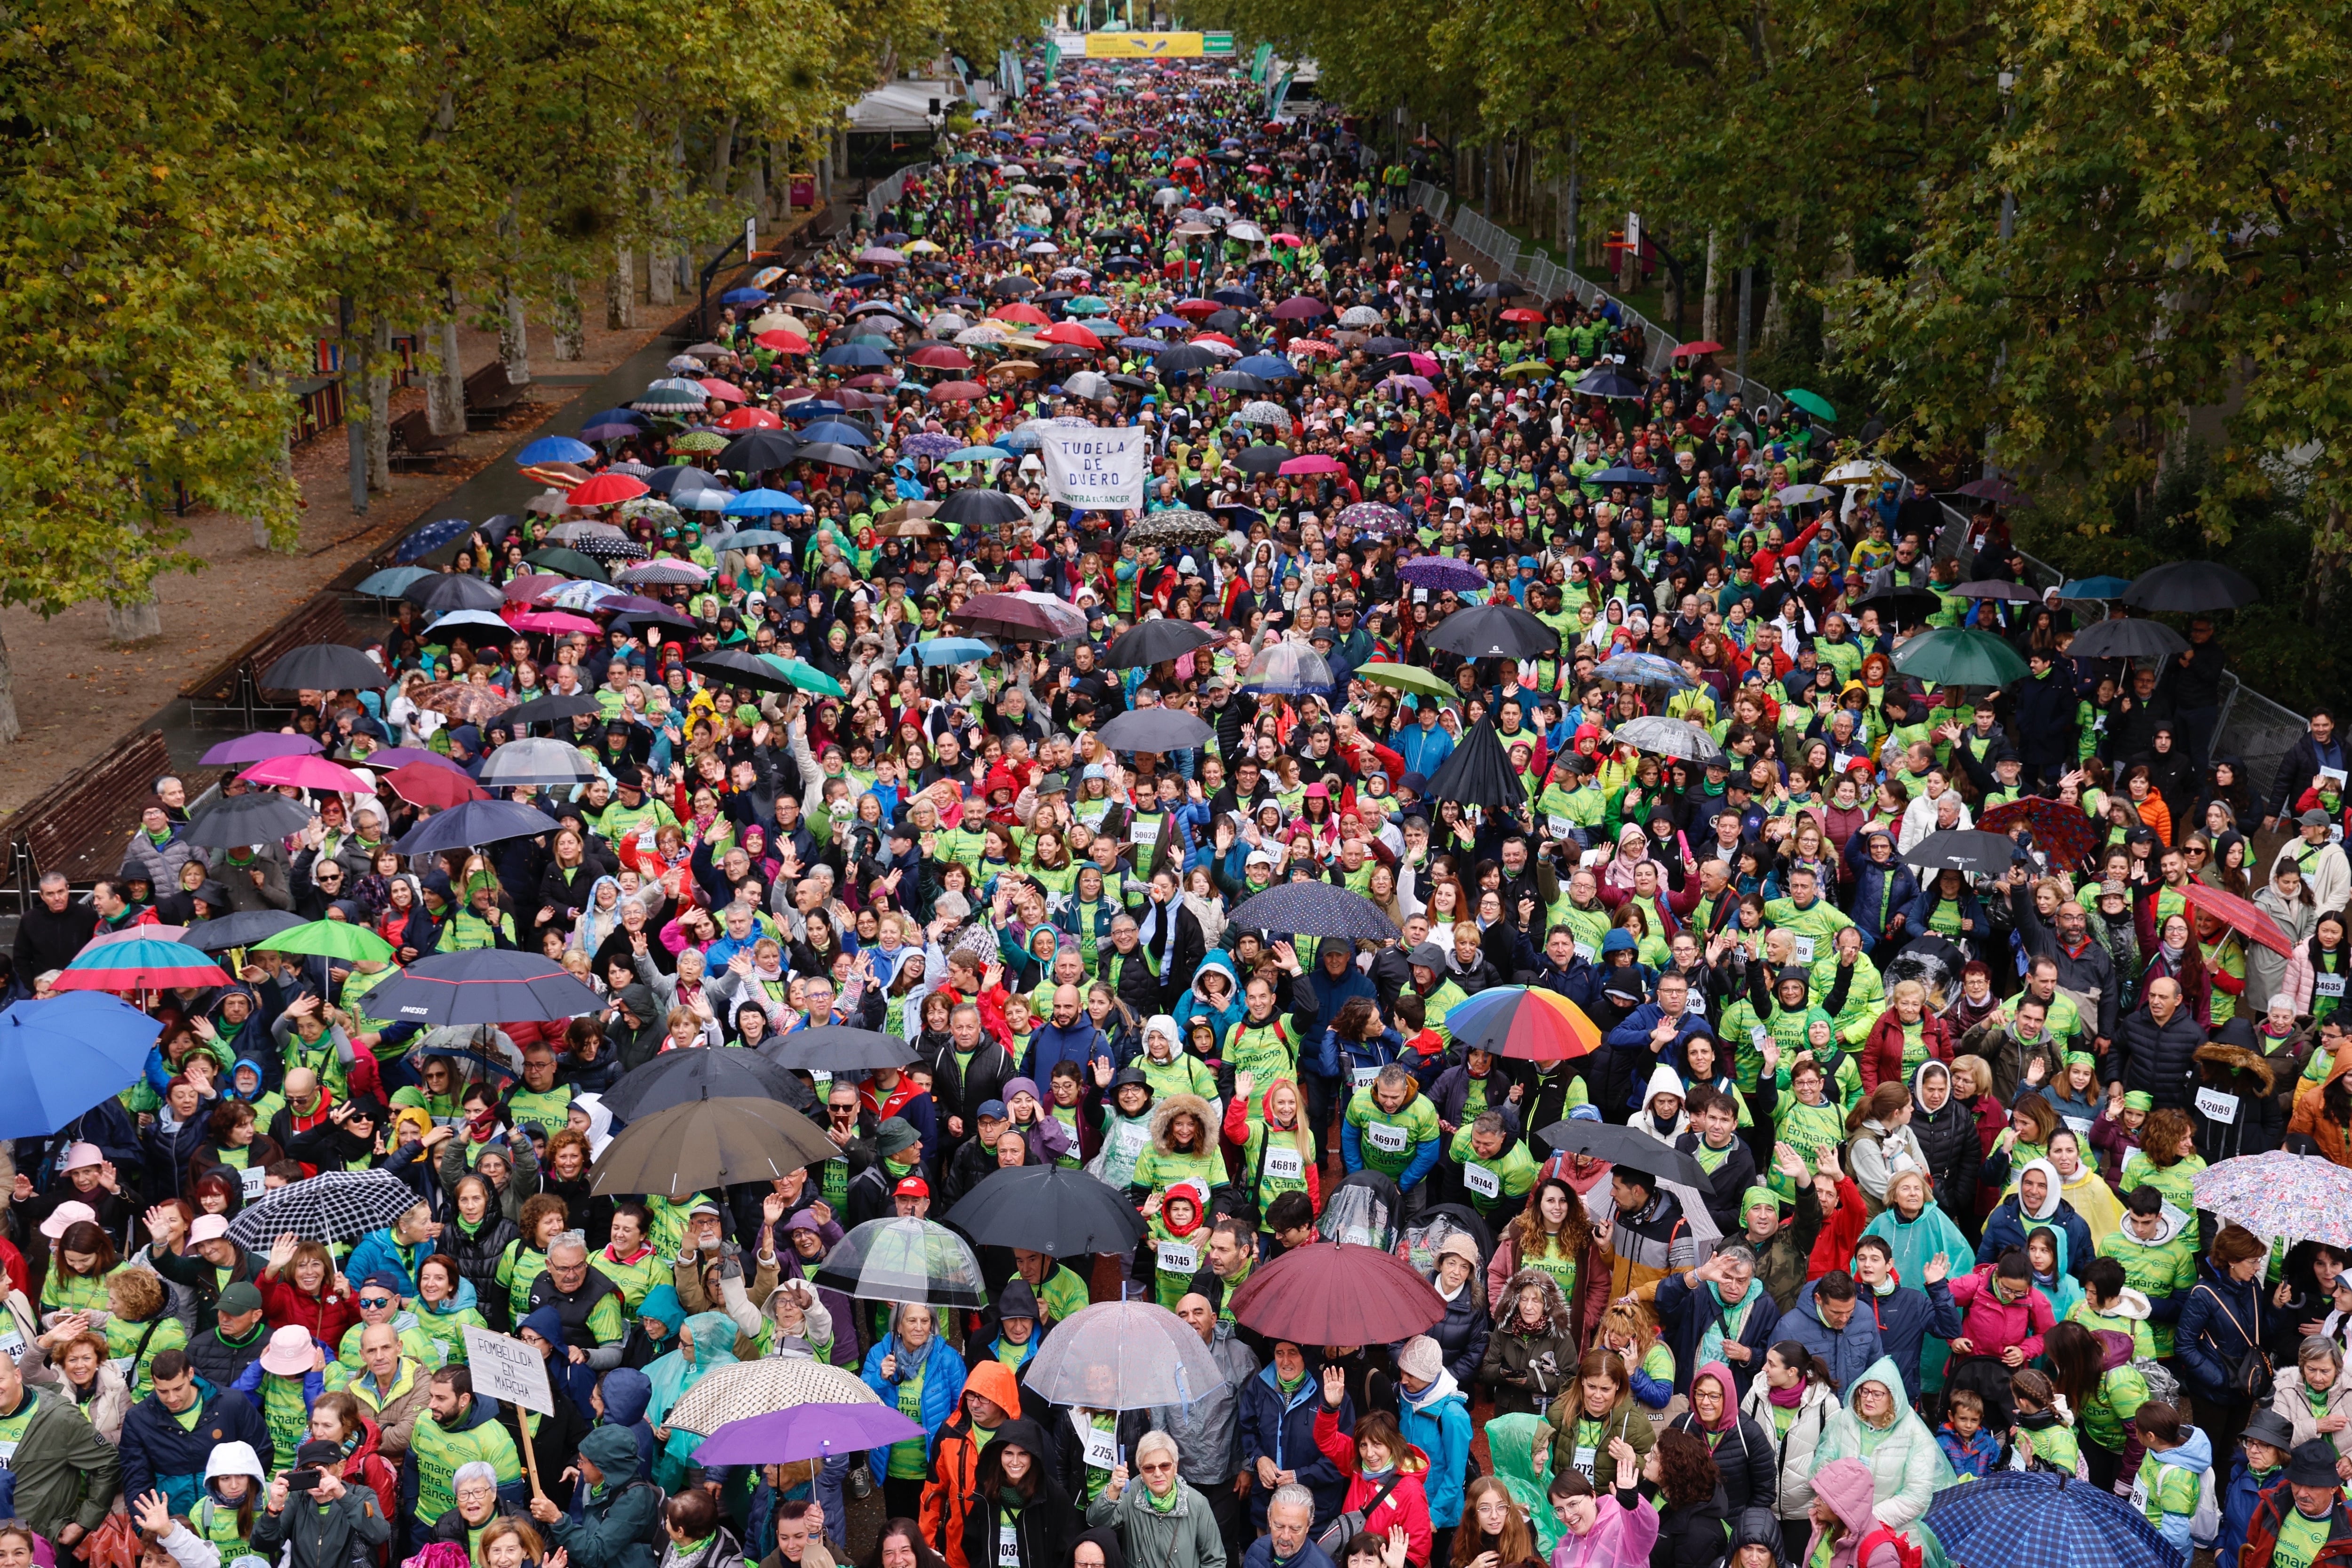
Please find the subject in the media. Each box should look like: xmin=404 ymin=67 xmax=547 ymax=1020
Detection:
xmin=929 ymin=381 xmax=989 ymax=402
xmin=696 ymin=378 xmax=748 ymax=404
xmin=1227 ymin=1242 xmax=1445 ymax=1346
xmin=1499 ymin=308 xmax=1546 ymax=324
xmin=385 ymin=762 xmax=488 ymax=809
xmin=1672 ymin=340 xmax=1726 ymax=357
xmin=568 ymin=473 xmax=649 ymax=506
xmin=908 ymin=343 xmax=974 ymax=371
xmin=989 ymin=302 xmax=1052 ymax=326
xmin=1172 ymin=299 xmax=1221 ymax=319
xmin=754 ymin=329 xmax=811 ymax=354
xmin=1035 ymin=321 xmax=1102 ymax=349
xmin=2185 ymin=881 xmax=2296 ymax=958
xmin=715 ymin=407 xmax=782 ymax=430
xmin=1977 ymin=797 xmax=2100 ymax=871
xmin=1270 ymin=296 xmax=1328 ymax=320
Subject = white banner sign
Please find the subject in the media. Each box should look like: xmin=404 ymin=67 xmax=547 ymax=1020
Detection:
xmin=464 ymin=1325 xmax=553 ymax=1416
xmin=1039 ymin=424 xmax=1151 ymax=511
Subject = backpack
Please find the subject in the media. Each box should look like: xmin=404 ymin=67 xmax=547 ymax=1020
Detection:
xmin=1853 ymin=1526 xmax=1924 ymax=1568
xmin=628 ymin=1481 xmax=670 ymax=1550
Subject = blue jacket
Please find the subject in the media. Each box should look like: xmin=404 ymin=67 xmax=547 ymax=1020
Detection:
xmin=2219 ymin=1450 xmax=2283 ymax=1568
xmin=1604 ymin=1004 xmax=1709 ymax=1075
xmin=1901 ymin=883 xmax=1989 ymax=944
xmin=1858 ymin=1279 xmax=1963 ymax=1405
xmin=1314 ymin=1024 xmax=1411 ymax=1083
xmin=1395 ymin=724 xmax=1455 ymax=780
xmin=1975 ymin=1196 xmax=2095 ymax=1283
xmin=1025 ymin=1019 xmax=1112 ymax=1081
xmin=119 ymin=1380 xmax=272 ymax=1512
xmin=1174 ymin=953 xmax=1246 ymax=1045
xmin=859 ymin=1330 xmax=967 ymax=1482
xmin=345 ymin=1228 xmax=438 ymax=1298
xmin=1653 ymin=1271 xmax=1783 ymax=1398
xmin=1240 ymin=1365 xmax=1352 ymax=1526
xmin=1841 ymin=835 xmax=1919 ymax=946
xmin=1398 ymin=1373 xmax=1473 ymax=1530
xmin=598 ymin=1366 xmax=658 ymax=1484
xmin=1781 ymin=1281 xmax=1885 ymax=1393
xmin=1303 ymin=954 xmax=1377 ymax=1041
xmin=1243 ymin=1539 xmax=1337 ymax=1568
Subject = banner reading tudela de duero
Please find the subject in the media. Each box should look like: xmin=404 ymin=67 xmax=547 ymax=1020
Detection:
xmin=1039 ymin=424 xmax=1152 ymax=511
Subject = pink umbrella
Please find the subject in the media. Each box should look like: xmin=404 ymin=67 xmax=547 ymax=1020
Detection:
xmin=507 ymin=610 xmax=604 ymax=635
xmin=1380 ymin=374 xmax=1435 ymax=397
xmin=238 ymin=755 xmax=368 ymax=793
xmin=88 ymin=923 xmax=188 ymax=947
xmin=1401 ymin=352 xmax=1440 ymax=376
xmin=697 ymin=378 xmax=748 ymax=404
xmin=1279 ymin=454 xmax=1347 ymax=476
xmin=502 ymin=573 xmax=572 ymax=604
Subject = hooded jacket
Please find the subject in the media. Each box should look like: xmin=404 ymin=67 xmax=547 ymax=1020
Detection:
xmin=1650 ymin=1266 xmax=1782 ymax=1399
xmin=2137 ymin=1425 xmax=2214 ymax=1552
xmin=1239 ymin=1361 xmax=1353 ymax=1528
xmin=1667 ymin=1360 xmax=1777 ymax=1515
xmin=1173 ymin=951 xmax=1246 ymax=1048
xmin=1478 ymin=1267 xmax=1578 ymax=1417
xmin=1802 ymin=1459 xmax=1911 ymax=1568
xmin=1738 ymin=1372 xmax=1840 ymax=1521
xmin=1974 ymin=1160 xmax=2094 ymax=1285
xmin=2290 ymin=1048 xmax=2352 ymax=1169
xmin=549 ymin=1423 xmax=662 ymax=1568
xmin=921 ymin=1360 xmax=1035 ymax=1568
xmin=1812 ymin=1356 xmax=1949 ymax=1529
xmin=2191 ymin=1037 xmax=2286 ymax=1162
xmin=1398 ymin=1365 xmax=1474 ymax=1530
xmin=1945 ymin=1265 xmax=2056 ymax=1362
xmin=1906 ymin=1061 xmax=1981 ymax=1219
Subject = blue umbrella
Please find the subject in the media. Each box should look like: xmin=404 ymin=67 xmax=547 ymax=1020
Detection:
xmin=515 ymin=436 xmax=595 ymax=466
xmin=582 ymin=407 xmax=652 ymax=429
xmin=390 ymin=517 xmax=472 ymax=564
xmin=1924 ymin=1470 xmax=2177 ymax=1568
xmin=1225 ymin=883 xmax=1399 ymax=942
xmin=1589 ymin=464 xmax=1662 ymax=486
xmin=1595 ymin=652 xmax=1694 ymax=690
xmin=721 ymin=288 xmax=771 ymax=306
xmin=2061 ymin=575 xmax=2135 ymax=599
xmin=898 ymin=637 xmax=993 ymax=667
xmin=796 ymin=421 xmax=872 ymax=447
xmin=1212 ymin=287 xmax=1261 ymax=307
xmin=1146 ymin=313 xmax=1189 ymax=331
xmin=723 ymin=489 xmax=803 ymax=517
xmin=0 ymin=993 xmax=164 ymax=1138
xmin=841 ymin=272 xmax=882 ymax=288
xmin=1119 ymin=337 xmax=1166 ymax=353
xmin=1232 ymin=354 xmax=1299 ymax=379
xmin=817 ymin=343 xmax=890 ymax=369
xmin=783 ymin=401 xmax=849 ymax=422
xmin=356 ymin=566 xmax=431 ymax=597
xmin=396 ymin=798 xmax=561 ymax=856
xmin=945 ymin=446 xmax=1012 ymax=463
xmin=719 ymin=528 xmax=793 ymax=549
xmin=1574 ymin=369 xmax=1648 ymax=400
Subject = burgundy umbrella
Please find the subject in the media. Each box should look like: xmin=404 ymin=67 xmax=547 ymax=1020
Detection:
xmin=2185 ymin=880 xmax=2296 ymax=958
xmin=1227 ymin=1242 xmax=1445 ymax=1346
xmin=1271 ymin=295 xmax=1330 ymax=320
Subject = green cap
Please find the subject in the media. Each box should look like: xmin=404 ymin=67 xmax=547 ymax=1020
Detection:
xmin=2123 ymin=1090 xmax=2154 ymax=1113
xmin=1742 ymin=1186 xmax=1783 ymax=1218
xmin=2065 ymin=1051 xmax=2096 ymax=1069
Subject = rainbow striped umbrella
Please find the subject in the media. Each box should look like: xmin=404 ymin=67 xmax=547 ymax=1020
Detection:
xmin=1443 ymin=986 xmax=1602 ymax=1062
xmin=53 ymin=938 xmax=229 ymax=993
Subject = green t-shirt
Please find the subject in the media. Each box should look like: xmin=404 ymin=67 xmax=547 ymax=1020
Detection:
xmin=888 ymin=1364 xmax=930 ymax=1479
xmin=2273 ymin=1505 xmax=2334 ymax=1568
xmin=0 ymin=1389 xmax=40 ymax=1462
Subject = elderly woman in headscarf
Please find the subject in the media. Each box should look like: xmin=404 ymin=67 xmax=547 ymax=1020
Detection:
xmin=646 ymin=1310 xmax=744 ymax=1492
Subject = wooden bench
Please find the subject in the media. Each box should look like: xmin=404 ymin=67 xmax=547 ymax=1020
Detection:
xmin=3 ymin=729 xmax=177 ymax=891
xmin=463 ymin=361 xmax=526 ymax=427
xmin=181 ymin=591 xmax=355 ymax=710
xmin=388 ymin=408 xmax=457 ymax=469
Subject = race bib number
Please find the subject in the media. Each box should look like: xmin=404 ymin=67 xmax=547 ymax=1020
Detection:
xmin=240 ymin=1164 xmax=268 ymax=1202
xmin=1114 ymin=1123 xmax=1148 ymax=1157
xmin=1129 ymin=814 xmax=1161 ymax=847
xmin=999 ymin=1527 xmax=1021 ymax=1568
xmin=1264 ymin=1146 xmax=1304 ymax=1181
xmin=2317 ymin=973 xmax=2346 ymax=1000
xmin=2062 ymin=1115 xmax=2093 ymax=1137
xmin=1575 ymin=943 xmax=1597 ymax=963
xmin=1685 ymin=995 xmax=1705 ymax=1017
xmin=1074 ymin=1414 xmax=1119 ymax=1471
xmin=0 ymin=1329 xmax=23 ymax=1364
xmin=2195 ymin=1088 xmax=2240 ymax=1124
xmin=109 ymin=1355 xmax=135 ymax=1385
xmin=1750 ymin=1027 xmax=1772 ymax=1052
xmin=1463 ymin=1163 xmax=1501 ymax=1199
xmin=1789 ymin=936 xmax=1817 ymax=966
xmin=2129 ymin=1477 xmax=2149 ymax=1511
xmin=1157 ymin=1241 xmax=1199 ymax=1274
xmin=1353 ymin=1066 xmax=1380 ymax=1091
xmin=1571 ymin=1446 xmax=1597 ymax=1482
xmin=1548 ymin=814 xmax=1573 ymax=840
xmin=1367 ymin=1122 xmax=1411 ymax=1154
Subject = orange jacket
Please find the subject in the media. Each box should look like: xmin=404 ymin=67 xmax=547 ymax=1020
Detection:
xmin=920 ymin=1359 xmax=1028 ymax=1568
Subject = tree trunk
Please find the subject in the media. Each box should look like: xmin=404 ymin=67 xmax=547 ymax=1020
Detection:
xmin=367 ymin=319 xmax=393 ymax=492
xmin=426 ymin=309 xmax=466 ymax=437
xmin=104 ymin=594 xmax=163 ymax=643
xmin=1703 ymin=231 xmax=1720 ymax=343
xmin=1661 ymin=238 xmax=1683 ymax=332
xmin=709 ymin=115 xmax=738 ymax=197
xmin=2310 ymin=499 xmax=2351 ymax=620
xmin=608 ymin=244 xmax=636 ymax=330
xmin=500 ymin=286 xmax=532 ymax=383
xmin=345 ymin=311 xmax=372 ymax=514
xmin=0 ymin=617 xmax=19 ymax=745
xmin=249 ymin=416 xmax=294 ymax=551
xmin=552 ymin=276 xmax=585 ymax=360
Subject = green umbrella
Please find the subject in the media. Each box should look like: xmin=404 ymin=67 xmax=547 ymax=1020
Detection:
xmin=1891 ymin=628 xmax=2029 ymax=688
xmin=760 ymin=655 xmax=847 ymax=698
xmin=1782 ymin=388 xmax=1837 ymax=422
xmin=523 ymin=546 xmax=611 ymax=583
xmin=255 ymin=920 xmax=396 ymax=963
xmin=1358 ymin=661 xmax=1458 ymax=703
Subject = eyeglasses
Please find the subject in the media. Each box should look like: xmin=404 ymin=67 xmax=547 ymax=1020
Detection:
xmin=358 ymin=1296 xmax=395 ymax=1308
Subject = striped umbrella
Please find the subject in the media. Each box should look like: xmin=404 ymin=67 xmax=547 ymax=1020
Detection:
xmin=1443 ymin=986 xmax=1603 ymax=1061
xmin=53 ymin=939 xmax=228 ymax=993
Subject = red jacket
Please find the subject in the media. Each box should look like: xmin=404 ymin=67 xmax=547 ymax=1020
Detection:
xmin=1314 ymin=1409 xmax=1434 ymax=1565
xmin=1859 ymin=1010 xmax=1955 ymax=1094
xmin=2242 ymin=1488 xmax=2352 ymax=1568
xmin=260 ymin=1270 xmax=359 ymax=1348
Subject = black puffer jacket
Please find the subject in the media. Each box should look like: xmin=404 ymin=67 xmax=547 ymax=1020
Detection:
xmin=1664 ymin=1409 xmax=1778 ymax=1515
xmin=1427 ymin=1268 xmax=1493 ymax=1385
xmin=2190 ymin=1039 xmax=2286 ymax=1162
xmin=1908 ymin=1060 xmax=1982 ymax=1218
xmin=441 ymin=1211 xmax=520 ymax=1320
xmin=2118 ymin=1002 xmax=2204 ymax=1110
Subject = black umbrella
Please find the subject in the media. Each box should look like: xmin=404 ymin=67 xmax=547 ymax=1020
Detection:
xmin=590 ymin=1094 xmax=839 ymax=1201
xmin=501 ymin=692 xmax=603 ymax=728
xmin=612 ymin=605 xmax=702 ymax=638
xmin=181 ymin=791 xmax=316 ymax=848
xmin=1471 ymin=279 xmax=1529 ymax=300
xmin=687 ymin=650 xmax=796 ymax=693
xmin=402 ymin=574 xmax=506 ymax=613
xmin=1849 ymin=581 xmax=1943 ymax=626
xmin=1534 ymin=1117 xmax=1710 ymax=1186
xmin=934 ymin=488 xmax=1032 ymax=527
xmin=1364 ymin=336 xmax=1412 ymax=356
xmin=180 ymin=909 xmax=305 ymax=952
xmin=1202 ymin=309 xmax=1244 ymax=334
xmin=396 ymin=799 xmax=556 ymax=856
xmin=1573 ymin=370 xmax=1646 ymax=401
xmin=1225 ymin=883 xmax=1399 ymax=941
xmin=1424 ymin=603 xmax=1558 ymax=661
xmin=260 ymin=643 xmax=387 ymax=692
xmin=991 ymin=276 xmax=1040 ymax=298
xmin=365 ymin=950 xmax=602 ymax=1026
xmin=1423 ymin=718 xmax=1526 ymax=812
xmin=1152 ymin=345 xmax=1223 ymax=376
xmin=1902 ymin=828 xmax=2021 ymax=877
xmin=1106 ymin=619 xmax=1216 ymax=669
xmin=1098 ymin=707 xmax=1213 ymax=753
xmin=1207 ymin=371 xmax=1271 ymax=394
xmin=718 ymin=431 xmax=801 ymax=472
xmin=2122 ymin=560 xmax=2260 ymax=612
xmin=644 ymin=465 xmax=716 ymax=497
xmin=796 ymin=441 xmax=874 ymax=471
xmin=602 ymin=1048 xmax=814 ymax=1121
xmin=2067 ymin=618 xmax=2188 ymax=660
xmin=943 ymin=1166 xmax=1146 ymax=1258
xmin=1231 ymin=445 xmax=1292 ymax=476
xmin=760 ymin=1025 xmax=916 ymax=1073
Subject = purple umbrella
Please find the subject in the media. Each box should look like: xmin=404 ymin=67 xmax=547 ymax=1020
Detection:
xmin=900 ymin=432 xmax=963 ymax=459
xmin=199 ymin=732 xmax=324 ymax=766
xmin=1398 ymin=555 xmax=1489 ymax=593
xmin=690 ymin=1401 xmax=922 ymax=1466
xmin=1378 ymin=374 xmax=1435 ymax=397
xmin=582 ymin=423 xmax=644 ymax=443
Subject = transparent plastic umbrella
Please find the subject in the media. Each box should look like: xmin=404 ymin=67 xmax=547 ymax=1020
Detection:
xmin=811 ymin=1218 xmax=988 ymax=1307
xmin=1242 ymin=638 xmax=1334 ymax=696
xmin=1020 ymin=1300 xmax=1226 ymax=1410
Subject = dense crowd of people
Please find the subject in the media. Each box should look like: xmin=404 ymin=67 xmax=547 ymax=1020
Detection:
xmin=4 ymin=45 xmax=2352 ymax=1568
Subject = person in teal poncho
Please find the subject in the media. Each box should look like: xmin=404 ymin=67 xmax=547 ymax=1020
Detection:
xmin=1860 ymin=1168 xmax=1974 ymax=1395
xmin=644 ymin=1309 xmax=740 ymax=1492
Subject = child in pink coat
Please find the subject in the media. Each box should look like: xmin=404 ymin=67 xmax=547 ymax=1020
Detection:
xmin=1546 ymin=1433 xmax=1658 ymax=1568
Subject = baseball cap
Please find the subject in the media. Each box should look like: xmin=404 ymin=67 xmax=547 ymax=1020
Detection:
xmin=2303 ymin=807 xmax=2334 ymax=828
xmin=217 ymin=1282 xmax=265 ymax=1317
xmin=894 ymin=1175 xmax=931 ymax=1199
xmin=976 ymin=1099 xmax=1009 ymax=1121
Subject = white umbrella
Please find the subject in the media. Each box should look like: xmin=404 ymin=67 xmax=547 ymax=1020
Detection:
xmin=1152 ymin=187 xmax=1185 ymax=207
xmin=1339 ymin=305 xmax=1385 ymax=327
xmin=1025 ymin=240 xmax=1059 ymax=255
xmin=1225 ymin=220 xmax=1266 ymax=243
